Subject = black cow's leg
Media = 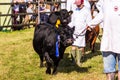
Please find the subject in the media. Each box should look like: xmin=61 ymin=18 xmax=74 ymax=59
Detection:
xmin=52 ymin=59 xmax=60 ymax=75
xmin=44 ymin=52 xmax=53 ymax=74
xmin=39 ymin=54 xmax=44 ymax=67
xmin=52 ymin=66 xmax=57 ymax=75
xmin=46 ymin=62 xmax=52 ymax=74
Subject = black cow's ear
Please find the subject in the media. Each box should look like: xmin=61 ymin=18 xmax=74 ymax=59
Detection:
xmin=68 ymin=11 xmax=73 ymax=15
xmin=48 ymin=13 xmax=58 ymax=24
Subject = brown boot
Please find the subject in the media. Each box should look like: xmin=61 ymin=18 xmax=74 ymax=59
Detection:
xmin=71 ymin=50 xmax=76 ymax=65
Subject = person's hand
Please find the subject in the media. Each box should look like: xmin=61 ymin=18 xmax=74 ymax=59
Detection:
xmin=87 ymin=26 xmax=92 ymax=31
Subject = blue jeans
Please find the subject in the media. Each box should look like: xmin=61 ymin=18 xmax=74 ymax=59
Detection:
xmin=102 ymin=51 xmax=120 ymax=73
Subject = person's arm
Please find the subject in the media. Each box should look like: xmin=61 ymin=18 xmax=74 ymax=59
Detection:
xmin=87 ymin=2 xmax=104 ymax=29
xmin=88 ymin=11 xmax=103 ymax=27
xmin=87 ymin=0 xmax=104 ymax=28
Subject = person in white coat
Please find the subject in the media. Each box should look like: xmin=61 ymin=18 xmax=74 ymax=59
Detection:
xmin=87 ymin=0 xmax=120 ymax=80
xmin=69 ymin=0 xmax=92 ymax=67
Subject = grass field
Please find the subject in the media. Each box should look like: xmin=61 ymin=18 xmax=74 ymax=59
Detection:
xmin=0 ymin=28 xmax=107 ymax=80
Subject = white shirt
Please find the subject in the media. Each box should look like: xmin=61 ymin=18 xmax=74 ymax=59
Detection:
xmin=26 ymin=7 xmax=33 ymax=19
xmin=88 ymin=0 xmax=120 ymax=53
xmin=13 ymin=4 xmax=19 ymax=12
xmin=66 ymin=0 xmax=76 ymax=11
xmin=84 ymin=0 xmax=91 ymax=9
xmin=24 ymin=0 xmax=33 ymax=2
xmin=69 ymin=7 xmax=92 ymax=35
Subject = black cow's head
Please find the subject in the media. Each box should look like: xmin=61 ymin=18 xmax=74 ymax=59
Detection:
xmin=58 ymin=26 xmax=75 ymax=47
xmin=59 ymin=9 xmax=73 ymax=25
xmin=48 ymin=9 xmax=73 ymax=27
xmin=48 ymin=9 xmax=74 ymax=47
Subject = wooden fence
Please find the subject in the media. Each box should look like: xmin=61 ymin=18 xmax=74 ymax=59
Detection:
xmin=0 ymin=1 xmax=66 ymax=30
xmin=0 ymin=0 xmax=98 ymax=30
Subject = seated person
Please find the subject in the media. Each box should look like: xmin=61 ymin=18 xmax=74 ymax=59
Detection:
xmin=19 ymin=0 xmax=27 ymax=24
xmin=50 ymin=2 xmax=60 ymax=12
xmin=24 ymin=2 xmax=36 ymax=24
xmin=39 ymin=1 xmax=50 ymax=23
xmin=35 ymin=0 xmax=50 ymax=24
xmin=12 ymin=0 xmax=19 ymax=24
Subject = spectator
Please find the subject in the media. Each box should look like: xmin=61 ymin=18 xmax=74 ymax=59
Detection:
xmin=12 ymin=0 xmax=20 ymax=24
xmin=45 ymin=4 xmax=51 ymax=15
xmin=25 ymin=0 xmax=33 ymax=2
xmin=23 ymin=2 xmax=36 ymax=25
xmin=51 ymin=2 xmax=60 ymax=12
xmin=24 ymin=2 xmax=37 ymax=28
xmin=39 ymin=0 xmax=50 ymax=23
xmin=87 ymin=0 xmax=120 ymax=80
xmin=19 ymin=0 xmax=27 ymax=24
xmin=69 ymin=0 xmax=92 ymax=66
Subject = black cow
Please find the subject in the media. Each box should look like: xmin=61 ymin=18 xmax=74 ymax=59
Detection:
xmin=33 ymin=9 xmax=74 ymax=74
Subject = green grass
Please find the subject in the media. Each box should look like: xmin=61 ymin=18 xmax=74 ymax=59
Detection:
xmin=0 ymin=28 xmax=106 ymax=80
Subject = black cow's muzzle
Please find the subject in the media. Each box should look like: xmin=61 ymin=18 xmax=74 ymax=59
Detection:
xmin=62 ymin=19 xmax=68 ymax=25
xmin=63 ymin=38 xmax=74 ymax=46
xmin=63 ymin=19 xmax=67 ymax=23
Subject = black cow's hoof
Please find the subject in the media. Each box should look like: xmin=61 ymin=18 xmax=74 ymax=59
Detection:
xmin=40 ymin=65 xmax=44 ymax=67
xmin=40 ymin=63 xmax=44 ymax=67
xmin=52 ymin=71 xmax=57 ymax=75
xmin=92 ymin=50 xmax=95 ymax=53
xmin=46 ymin=69 xmax=51 ymax=74
xmin=52 ymin=68 xmax=57 ymax=75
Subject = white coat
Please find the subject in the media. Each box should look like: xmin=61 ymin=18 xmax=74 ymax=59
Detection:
xmin=88 ymin=0 xmax=120 ymax=53
xmin=69 ymin=7 xmax=92 ymax=47
xmin=96 ymin=0 xmax=104 ymax=28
